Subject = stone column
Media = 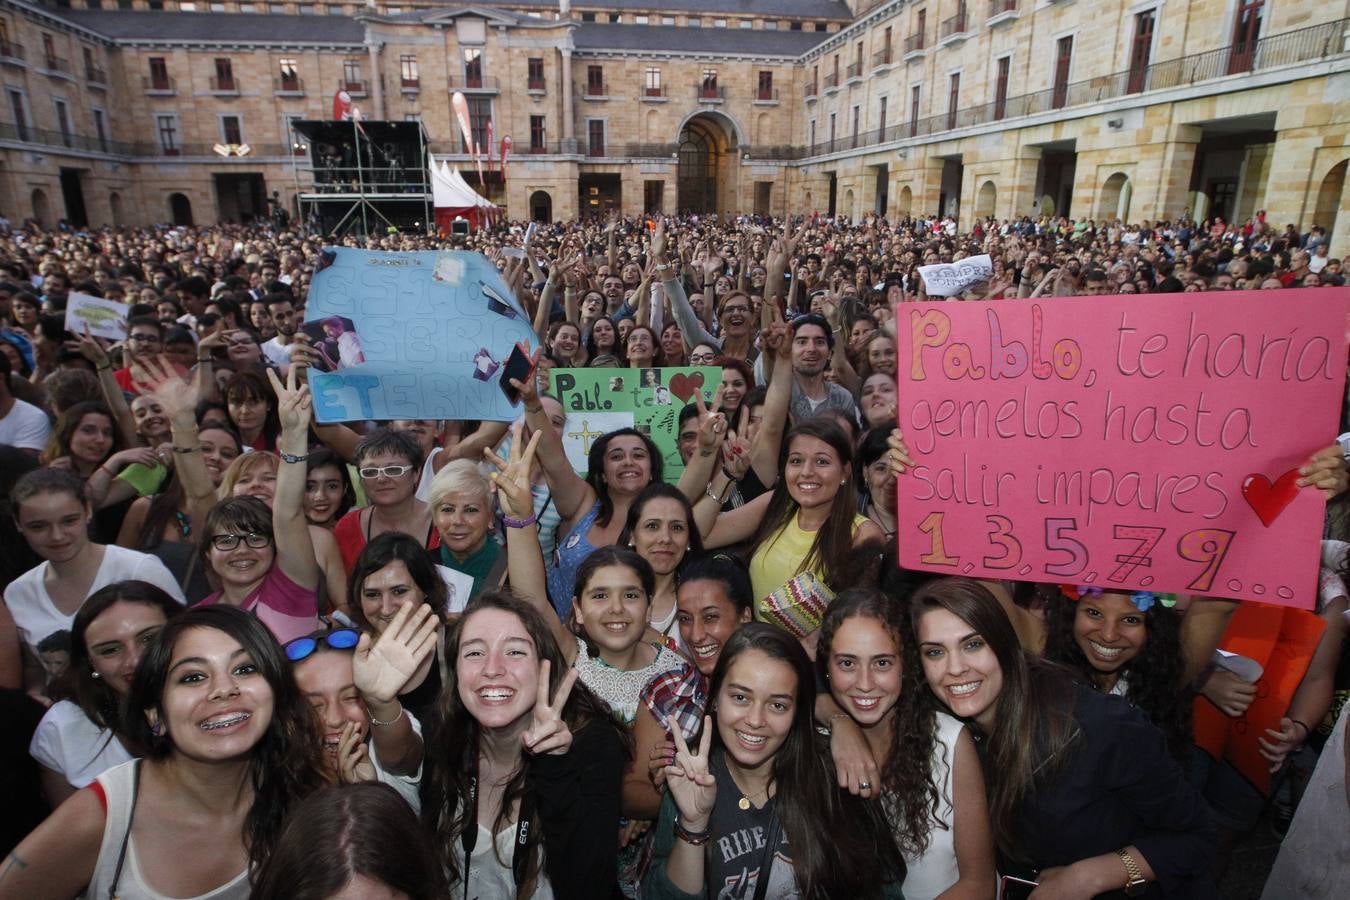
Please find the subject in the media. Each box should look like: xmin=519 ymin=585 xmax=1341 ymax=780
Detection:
xmin=560 ymin=47 xmax=575 ymax=147
xmin=366 ymin=41 xmax=385 ymax=120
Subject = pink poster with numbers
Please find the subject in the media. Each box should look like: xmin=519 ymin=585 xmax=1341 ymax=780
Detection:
xmin=894 ymin=289 xmax=1350 ymax=608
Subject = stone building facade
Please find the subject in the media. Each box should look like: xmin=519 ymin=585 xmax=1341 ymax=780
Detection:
xmin=2 ymin=0 xmax=1349 ymax=254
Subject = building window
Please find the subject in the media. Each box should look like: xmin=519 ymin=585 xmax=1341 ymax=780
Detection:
xmin=994 ymin=56 xmax=1010 ymax=119
xmin=1052 ymin=36 xmax=1072 ymax=108
xmin=527 ymin=57 xmax=545 ymax=90
xmin=92 ymin=107 xmax=108 ymax=150
xmin=645 ymin=67 xmax=662 ymax=97
xmin=149 ymin=56 xmax=170 ymax=90
xmin=465 ymin=97 xmax=491 ymax=151
xmin=284 ymin=113 xmax=307 ymax=154
xmin=851 ymin=105 xmax=860 ymax=145
xmin=1128 ymin=10 xmax=1155 ymax=92
xmin=713 ymin=18 xmax=727 ymax=28
xmin=661 ymin=16 xmax=674 ymax=25
xmin=947 ymin=73 xmax=960 ymax=129
xmin=644 ymin=180 xmax=663 ymax=212
xmin=580 ymin=12 xmax=595 ymax=22
xmin=764 ymin=21 xmax=778 ymax=30
xmin=828 ymin=111 xmax=836 ymax=145
xmin=607 ymin=13 xmax=620 ymax=23
xmin=53 ymin=98 xmax=72 ymax=146
xmin=634 ymin=15 xmax=648 ymax=25
xmin=740 ymin=20 xmax=753 ymax=29
xmin=910 ymin=84 xmax=921 ymax=131
xmin=878 ymin=95 xmax=887 ymax=135
xmin=757 ymin=71 xmax=772 ymax=101
xmin=1230 ymin=0 xmax=1264 ymax=74
xmin=42 ymin=34 xmax=57 ymax=70
xmin=279 ymin=58 xmax=299 ymax=90
xmin=342 ymin=59 xmax=362 ymax=91
xmin=529 ymin=115 xmax=546 ymax=152
xmin=157 ymin=114 xmax=179 ymax=154
xmin=8 ymin=89 xmax=28 ymax=141
xmin=689 ymin=17 xmax=700 ymax=27
xmin=221 ymin=114 xmax=243 ymax=145
xmin=213 ymin=57 xmax=235 ymax=91
xmin=462 ymin=48 xmax=483 ymax=87
xmin=400 ymin=54 xmax=419 ymax=88
xmin=790 ymin=21 xmax=802 ymax=31
xmin=586 ymin=64 xmax=604 ymax=95
xmin=587 ymin=119 xmax=605 ymax=156
xmin=700 ymin=68 xmax=718 ymax=99
xmin=809 ymin=119 xmax=816 ymax=146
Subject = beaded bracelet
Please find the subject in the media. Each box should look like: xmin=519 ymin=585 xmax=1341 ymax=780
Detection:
xmin=503 ymin=513 xmax=538 ymax=529
xmin=673 ymin=818 xmax=711 ymax=846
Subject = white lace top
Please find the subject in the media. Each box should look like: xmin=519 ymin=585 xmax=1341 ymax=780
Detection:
xmin=571 ymin=635 xmax=685 ymax=725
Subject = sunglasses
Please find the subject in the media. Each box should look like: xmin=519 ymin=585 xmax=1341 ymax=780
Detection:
xmin=284 ymin=628 xmax=360 ymax=663
xmin=358 ymin=464 xmax=415 ymax=479
xmin=210 ymin=532 xmax=271 ymax=551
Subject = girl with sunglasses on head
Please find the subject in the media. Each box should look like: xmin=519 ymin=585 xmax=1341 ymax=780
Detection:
xmin=30 ymin=581 xmax=183 ymax=807
xmin=644 ymin=623 xmax=905 ymax=900
xmin=286 ymin=601 xmax=437 ymax=811
xmin=910 ymin=577 xmax=1217 ymax=899
xmin=818 ymin=589 xmax=996 ymax=900
xmin=421 ymin=592 xmax=628 ymax=899
xmin=193 ymin=367 xmax=320 ymax=644
xmin=0 ymin=605 xmax=327 ymax=900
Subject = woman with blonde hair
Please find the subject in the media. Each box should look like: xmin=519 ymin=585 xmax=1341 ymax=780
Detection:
xmin=426 ymin=458 xmax=507 ymax=605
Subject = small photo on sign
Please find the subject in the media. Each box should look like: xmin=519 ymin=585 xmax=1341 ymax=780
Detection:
xmin=639 ymin=368 xmax=662 ymax=388
xmin=302 ymin=316 xmax=364 ymax=372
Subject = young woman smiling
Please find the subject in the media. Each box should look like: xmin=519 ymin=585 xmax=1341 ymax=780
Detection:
xmin=643 ymin=623 xmax=905 ymax=900
xmin=618 ymin=483 xmax=704 ymax=647
xmin=818 ymin=590 xmax=995 ymax=900
xmin=911 ymin=577 xmax=1218 ymax=899
xmin=0 ymin=605 xmax=326 ymax=900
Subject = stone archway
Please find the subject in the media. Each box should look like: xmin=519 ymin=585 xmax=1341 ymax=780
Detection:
xmin=529 ymin=190 xmax=553 ymax=223
xmin=676 ymin=111 xmax=742 ymax=215
xmin=1313 ymin=159 xmax=1347 ymax=236
xmin=975 ymin=180 xmax=997 ymax=218
xmin=1098 ymin=172 xmax=1131 ymax=221
xmin=30 ymin=188 xmax=50 ymax=225
xmin=109 ymin=191 xmax=123 ymax=227
xmin=169 ymin=192 xmax=193 ymax=226
xmin=898 ymin=185 xmax=913 ymax=216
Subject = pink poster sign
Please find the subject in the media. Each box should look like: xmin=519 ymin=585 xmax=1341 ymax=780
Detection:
xmin=895 ymin=290 xmax=1350 ymax=607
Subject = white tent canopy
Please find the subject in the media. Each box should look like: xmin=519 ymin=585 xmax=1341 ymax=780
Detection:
xmin=430 ymin=160 xmax=495 ymax=210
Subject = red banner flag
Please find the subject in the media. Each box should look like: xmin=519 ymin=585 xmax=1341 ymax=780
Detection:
xmin=451 ymin=91 xmax=473 ymax=155
xmin=486 ymin=120 xmax=495 ymax=163
xmin=499 ymin=134 xmax=512 ymax=181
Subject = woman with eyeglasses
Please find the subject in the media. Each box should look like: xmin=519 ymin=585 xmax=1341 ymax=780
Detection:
xmin=333 ymin=428 xmax=439 ymax=575
xmin=194 ymin=367 xmax=320 ymax=644
xmin=0 ymin=605 xmax=327 ymax=900
xmin=29 ymin=581 xmax=182 ymax=807
xmin=687 ymin=342 xmax=719 ymax=367
xmin=286 ymin=601 xmax=436 ymax=811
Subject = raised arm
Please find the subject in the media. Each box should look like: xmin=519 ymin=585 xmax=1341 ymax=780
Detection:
xmin=487 ymin=426 xmax=576 ymax=664
xmin=652 ymin=220 xmax=718 ymax=351
xmin=749 ymin=309 xmax=792 ymax=487
xmin=533 ymin=265 xmax=561 ymax=345
xmin=133 ymin=356 xmax=217 ymax=529
xmin=517 ymin=362 xmax=594 ymax=522
xmin=821 ymin=290 xmax=860 ymax=396
xmin=267 ymin=366 xmax=320 ymax=591
xmin=72 ymin=328 xmax=138 ymax=447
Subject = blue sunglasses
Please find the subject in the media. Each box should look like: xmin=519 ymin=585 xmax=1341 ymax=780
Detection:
xmin=284 ymin=628 xmax=360 ymax=662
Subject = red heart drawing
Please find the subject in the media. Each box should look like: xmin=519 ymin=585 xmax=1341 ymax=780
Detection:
xmin=668 ymin=372 xmax=704 ymax=403
xmin=1241 ymin=469 xmax=1301 ymax=527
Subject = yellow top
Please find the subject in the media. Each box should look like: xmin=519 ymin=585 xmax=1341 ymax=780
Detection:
xmin=749 ymin=512 xmax=869 ymax=603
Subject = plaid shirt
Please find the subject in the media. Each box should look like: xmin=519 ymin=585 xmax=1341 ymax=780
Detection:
xmin=639 ymin=659 xmax=707 ymax=743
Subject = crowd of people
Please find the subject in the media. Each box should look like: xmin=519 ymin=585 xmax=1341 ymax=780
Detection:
xmin=0 ymin=207 xmax=1346 ymax=899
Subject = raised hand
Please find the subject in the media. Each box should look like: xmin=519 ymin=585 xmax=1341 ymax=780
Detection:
xmin=335 ymin=720 xmax=376 ymax=784
xmin=650 ymin=217 xmax=669 ymax=262
xmin=266 ymin=363 xmax=313 ymax=435
xmin=692 ymin=385 xmax=727 ymax=456
xmin=664 ymin=714 xmax=716 ymax=829
xmin=721 ymin=409 xmax=751 ymax=480
xmin=131 ymin=354 xmax=198 ymax=426
xmin=1298 ymin=444 xmax=1349 ymax=498
xmin=522 ymin=658 xmax=579 ymax=756
xmin=353 ymin=602 xmax=439 ymax=705
xmin=485 ymin=421 xmax=543 ymax=519
xmin=71 ymin=323 xmax=111 ymax=369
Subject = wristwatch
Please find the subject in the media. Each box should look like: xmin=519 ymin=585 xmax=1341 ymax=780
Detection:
xmin=1117 ymin=848 xmax=1147 ymax=896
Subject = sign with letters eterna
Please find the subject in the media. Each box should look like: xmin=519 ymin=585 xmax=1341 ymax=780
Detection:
xmin=304 ymin=249 xmax=540 ymax=423
xmin=895 ymin=290 xmax=1350 ymax=607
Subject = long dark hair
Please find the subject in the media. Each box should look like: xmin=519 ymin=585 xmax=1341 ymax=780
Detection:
xmin=749 ymin=419 xmax=862 ymax=592
xmin=571 ymin=545 xmax=654 ymax=655
xmin=617 ymin=481 xmax=705 ymax=561
xmin=708 ymin=623 xmax=904 ymax=899
xmin=124 ymin=605 xmax=327 ymax=869
xmin=420 ymin=592 xmax=628 ymax=897
xmin=1042 ymin=589 xmax=1191 ymax=759
xmin=817 ymin=588 xmax=941 ymax=857
xmin=58 ymin=581 xmax=183 ymax=752
xmin=251 ymin=782 xmax=448 ymax=900
xmin=585 ymin=427 xmax=663 ymax=528
xmin=223 ymin=369 xmax=280 ymax=449
xmin=909 ymin=577 xmax=1078 ymax=861
xmin=304 ymin=446 xmax=356 ymax=524
xmin=43 ymin=400 xmax=123 ymax=467
xmin=347 ymin=531 xmax=449 ymax=631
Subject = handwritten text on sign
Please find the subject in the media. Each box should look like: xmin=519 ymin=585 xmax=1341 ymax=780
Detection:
xmin=895 ymin=291 xmax=1350 ymax=607
xmin=305 ymin=249 xmax=539 ymax=423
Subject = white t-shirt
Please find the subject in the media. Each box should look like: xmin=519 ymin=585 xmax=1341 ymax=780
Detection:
xmin=371 ymin=709 xmax=424 ymax=816
xmin=460 ymin=822 xmax=555 ymax=900
xmin=4 ymin=545 xmax=187 ymax=663
xmin=0 ymin=398 xmax=52 ymax=451
xmin=30 ymin=699 xmax=134 ymax=789
xmin=260 ymin=336 xmax=294 ymax=371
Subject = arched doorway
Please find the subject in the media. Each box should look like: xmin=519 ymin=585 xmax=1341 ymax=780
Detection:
xmin=1313 ymin=160 xmax=1347 ymax=238
xmin=1098 ymin=173 xmax=1131 ymax=221
xmin=168 ymin=192 xmax=193 ymax=226
xmin=843 ymin=189 xmax=855 ymax=220
xmin=109 ymin=192 xmax=123 ymax=227
xmin=676 ymin=112 xmax=739 ymax=215
xmin=30 ymin=188 xmax=50 ymax=226
xmin=975 ymin=180 xmax=997 ymax=218
xmin=898 ymin=185 xmax=913 ymax=216
xmin=529 ymin=190 xmax=553 ymax=223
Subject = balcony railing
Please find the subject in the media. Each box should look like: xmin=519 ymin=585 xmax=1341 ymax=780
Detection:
xmin=872 ymin=47 xmax=893 ymax=67
xmin=85 ymin=64 xmax=107 ymax=86
xmin=697 ymin=84 xmax=725 ymax=101
xmin=0 ymin=40 xmax=25 ymax=64
xmin=903 ymin=33 xmax=925 ymax=54
xmin=789 ymin=17 xmax=1349 ymax=160
xmin=401 ymin=76 xmax=420 ymax=91
xmin=939 ymin=12 xmax=971 ymax=40
xmin=209 ymin=75 xmax=239 ymax=93
xmin=755 ymin=87 xmax=779 ymax=102
xmin=41 ymin=54 xmax=70 ymax=75
xmin=642 ymin=85 xmax=666 ymax=98
xmin=527 ymin=77 xmax=547 ymax=91
xmin=582 ymin=79 xmax=608 ymax=97
xmin=845 ymin=61 xmax=863 ymax=80
xmin=448 ymin=74 xmax=497 ymax=92
xmin=804 ymin=78 xmax=818 ymax=97
xmin=143 ymin=74 xmax=175 ymax=94
xmin=0 ymin=120 xmax=133 ymax=155
xmin=340 ymin=79 xmax=366 ymax=95
xmin=822 ymin=71 xmax=839 ymax=90
xmin=988 ymin=0 xmax=1019 ymax=20
xmin=275 ymin=75 xmax=304 ymax=94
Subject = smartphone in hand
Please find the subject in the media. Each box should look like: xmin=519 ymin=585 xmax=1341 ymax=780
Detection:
xmin=499 ymin=342 xmax=537 ymax=405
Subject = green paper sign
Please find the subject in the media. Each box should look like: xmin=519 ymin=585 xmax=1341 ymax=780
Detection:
xmin=551 ymin=367 xmax=724 ymax=479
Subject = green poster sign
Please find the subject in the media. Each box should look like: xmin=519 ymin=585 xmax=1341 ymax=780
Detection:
xmin=551 ymin=367 xmax=723 ymax=479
